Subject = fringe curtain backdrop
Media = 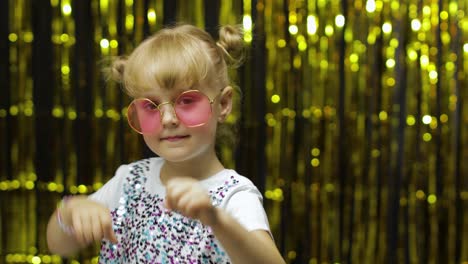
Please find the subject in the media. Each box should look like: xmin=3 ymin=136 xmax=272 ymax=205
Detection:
xmin=0 ymin=0 xmax=467 ymax=263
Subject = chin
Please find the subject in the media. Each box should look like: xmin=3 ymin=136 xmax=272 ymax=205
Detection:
xmin=152 ymin=145 xmax=213 ymax=163
xmin=160 ymin=154 xmax=192 ymax=163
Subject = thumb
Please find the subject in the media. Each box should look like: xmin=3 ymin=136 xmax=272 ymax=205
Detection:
xmin=104 ymin=225 xmax=118 ymax=244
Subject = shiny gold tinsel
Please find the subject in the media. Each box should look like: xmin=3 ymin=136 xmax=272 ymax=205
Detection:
xmin=0 ymin=0 xmax=466 ymax=263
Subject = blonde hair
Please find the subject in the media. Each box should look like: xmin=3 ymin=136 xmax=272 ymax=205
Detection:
xmin=109 ymin=24 xmax=244 ymax=97
xmin=107 ymin=24 xmax=245 ymax=157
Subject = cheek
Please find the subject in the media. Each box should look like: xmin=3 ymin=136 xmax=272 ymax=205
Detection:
xmin=192 ymin=121 xmax=218 ymax=140
xmin=142 ymin=134 xmax=160 ymax=150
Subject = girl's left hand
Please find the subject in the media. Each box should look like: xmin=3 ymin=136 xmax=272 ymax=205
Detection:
xmin=164 ymin=177 xmax=218 ymax=226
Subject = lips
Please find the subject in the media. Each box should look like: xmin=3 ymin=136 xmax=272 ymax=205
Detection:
xmin=160 ymin=135 xmax=189 ymax=142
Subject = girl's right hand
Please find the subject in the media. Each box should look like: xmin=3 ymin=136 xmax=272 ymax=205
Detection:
xmin=62 ymin=196 xmax=118 ymax=247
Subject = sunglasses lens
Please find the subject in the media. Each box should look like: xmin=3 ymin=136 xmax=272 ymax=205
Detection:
xmin=127 ymin=91 xmax=213 ymax=134
xmin=174 ymin=91 xmax=212 ymax=127
xmin=127 ymin=99 xmax=161 ymax=134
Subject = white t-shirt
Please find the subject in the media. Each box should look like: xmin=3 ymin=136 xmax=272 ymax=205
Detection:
xmin=89 ymin=157 xmax=270 ymax=263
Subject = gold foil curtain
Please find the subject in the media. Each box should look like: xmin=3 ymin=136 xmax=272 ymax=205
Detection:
xmin=0 ymin=0 xmax=467 ymax=263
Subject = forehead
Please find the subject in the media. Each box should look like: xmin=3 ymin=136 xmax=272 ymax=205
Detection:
xmin=138 ymin=80 xmax=214 ymax=100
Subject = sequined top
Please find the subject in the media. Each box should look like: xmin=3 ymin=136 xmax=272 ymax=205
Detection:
xmin=89 ymin=158 xmax=270 ymax=264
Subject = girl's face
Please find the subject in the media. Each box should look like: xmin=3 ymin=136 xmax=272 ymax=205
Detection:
xmin=137 ymin=83 xmax=232 ymax=163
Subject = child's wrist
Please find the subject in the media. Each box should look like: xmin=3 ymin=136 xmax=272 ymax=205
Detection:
xmin=204 ymin=207 xmax=221 ymax=228
xmin=56 ymin=196 xmax=74 ymax=235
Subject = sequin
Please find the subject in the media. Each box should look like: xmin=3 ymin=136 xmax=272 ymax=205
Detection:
xmin=98 ymin=159 xmax=240 ymax=263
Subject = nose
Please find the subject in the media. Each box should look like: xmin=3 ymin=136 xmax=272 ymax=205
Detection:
xmin=159 ymin=103 xmax=179 ymax=127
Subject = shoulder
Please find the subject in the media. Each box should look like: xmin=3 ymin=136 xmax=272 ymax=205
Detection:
xmin=225 ymin=170 xmax=259 ymax=192
xmin=210 ymin=171 xmax=271 ymax=234
xmin=205 ymin=169 xmax=262 ymax=207
xmin=205 ymin=169 xmax=257 ymax=191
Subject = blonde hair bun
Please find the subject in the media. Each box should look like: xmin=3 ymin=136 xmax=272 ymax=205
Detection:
xmin=217 ymin=25 xmax=245 ymax=68
xmin=105 ymin=56 xmax=127 ymax=83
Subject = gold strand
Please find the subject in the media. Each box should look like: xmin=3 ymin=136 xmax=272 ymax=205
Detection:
xmin=1 ymin=0 xmax=467 ymax=263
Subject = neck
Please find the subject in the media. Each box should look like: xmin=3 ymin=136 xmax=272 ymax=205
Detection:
xmin=160 ymin=153 xmax=224 ymax=185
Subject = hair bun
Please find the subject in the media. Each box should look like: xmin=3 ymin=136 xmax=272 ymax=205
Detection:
xmin=106 ymin=56 xmax=127 ymax=83
xmin=217 ymin=25 xmax=245 ymax=68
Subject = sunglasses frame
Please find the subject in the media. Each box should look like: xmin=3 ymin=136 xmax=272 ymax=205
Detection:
xmin=126 ymin=89 xmax=221 ymax=134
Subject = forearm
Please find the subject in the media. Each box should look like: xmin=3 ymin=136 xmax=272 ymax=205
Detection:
xmin=210 ymin=208 xmax=285 ymax=264
xmin=46 ymin=211 xmax=82 ymax=256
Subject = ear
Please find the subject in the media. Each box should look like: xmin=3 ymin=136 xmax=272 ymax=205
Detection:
xmin=218 ymin=86 xmax=233 ymax=123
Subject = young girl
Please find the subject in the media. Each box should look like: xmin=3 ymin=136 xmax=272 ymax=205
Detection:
xmin=46 ymin=24 xmax=285 ymax=263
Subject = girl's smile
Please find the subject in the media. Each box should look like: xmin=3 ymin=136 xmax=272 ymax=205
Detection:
xmin=160 ymin=135 xmax=190 ymax=142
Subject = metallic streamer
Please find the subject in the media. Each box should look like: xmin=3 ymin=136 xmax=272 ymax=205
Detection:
xmin=1 ymin=0 xmax=467 ymax=263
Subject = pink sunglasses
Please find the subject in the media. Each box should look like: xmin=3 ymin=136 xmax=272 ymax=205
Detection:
xmin=127 ymin=89 xmax=220 ymax=134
